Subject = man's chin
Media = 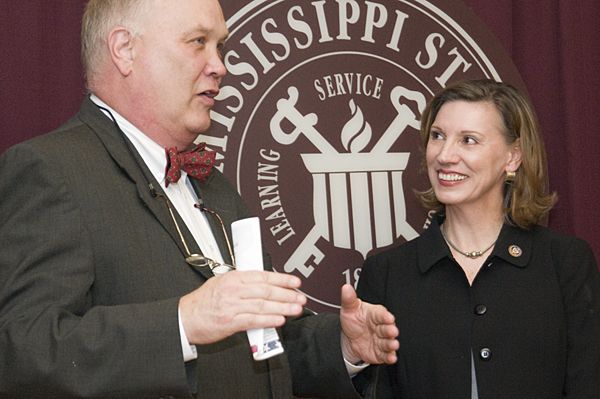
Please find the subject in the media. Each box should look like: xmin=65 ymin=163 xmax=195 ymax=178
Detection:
xmin=186 ymin=112 xmax=212 ymax=134
xmin=188 ymin=123 xmax=212 ymax=141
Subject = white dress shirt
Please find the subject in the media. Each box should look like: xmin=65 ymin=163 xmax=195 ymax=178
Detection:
xmin=90 ymin=96 xmax=367 ymax=374
xmin=90 ymin=95 xmax=225 ymax=361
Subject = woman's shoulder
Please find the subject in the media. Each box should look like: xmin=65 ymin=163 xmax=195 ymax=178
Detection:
xmin=530 ymin=224 xmax=592 ymax=251
xmin=369 ymin=233 xmax=422 ymax=260
xmin=362 ymin=226 xmax=438 ymax=278
xmin=528 ymin=225 xmax=597 ymax=271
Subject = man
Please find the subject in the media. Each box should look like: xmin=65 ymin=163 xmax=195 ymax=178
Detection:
xmin=0 ymin=0 xmax=398 ymax=398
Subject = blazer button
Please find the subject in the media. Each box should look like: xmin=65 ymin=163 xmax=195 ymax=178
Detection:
xmin=480 ymin=348 xmax=492 ymax=361
xmin=475 ymin=304 xmax=487 ymax=315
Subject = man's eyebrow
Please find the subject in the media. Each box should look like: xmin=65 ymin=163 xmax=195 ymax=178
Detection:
xmin=183 ymin=26 xmax=209 ymax=37
xmin=183 ymin=25 xmax=229 ymax=41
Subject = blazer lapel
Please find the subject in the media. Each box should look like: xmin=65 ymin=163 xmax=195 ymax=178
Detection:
xmin=190 ymin=175 xmax=237 ymax=266
xmin=77 ymin=97 xmax=215 ymax=280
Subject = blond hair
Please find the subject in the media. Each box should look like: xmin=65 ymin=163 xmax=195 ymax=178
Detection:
xmin=81 ymin=0 xmax=151 ymax=90
xmin=416 ymin=79 xmax=557 ymax=229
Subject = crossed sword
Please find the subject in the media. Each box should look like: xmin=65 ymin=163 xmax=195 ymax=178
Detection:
xmin=270 ymin=85 xmax=426 ymax=278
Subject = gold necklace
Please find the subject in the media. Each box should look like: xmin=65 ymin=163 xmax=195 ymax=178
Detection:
xmin=441 ymin=223 xmax=497 ymax=259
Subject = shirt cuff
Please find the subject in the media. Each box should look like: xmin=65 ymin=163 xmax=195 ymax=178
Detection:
xmin=344 ymin=357 xmax=369 ymax=377
xmin=178 ymin=308 xmax=198 ymax=362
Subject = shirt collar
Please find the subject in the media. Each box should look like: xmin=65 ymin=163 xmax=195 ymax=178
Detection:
xmin=417 ymin=213 xmax=533 ymax=274
xmin=89 ymin=94 xmax=169 ymax=186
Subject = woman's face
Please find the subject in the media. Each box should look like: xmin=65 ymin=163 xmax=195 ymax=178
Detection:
xmin=426 ymin=100 xmax=521 ymax=211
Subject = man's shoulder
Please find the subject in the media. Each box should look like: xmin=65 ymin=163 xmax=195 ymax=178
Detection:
xmin=0 ymin=103 xmax=120 ymax=189
xmin=6 ymin=102 xmax=102 ymax=155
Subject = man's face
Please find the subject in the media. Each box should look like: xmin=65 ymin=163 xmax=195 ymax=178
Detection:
xmin=132 ymin=0 xmax=228 ymax=148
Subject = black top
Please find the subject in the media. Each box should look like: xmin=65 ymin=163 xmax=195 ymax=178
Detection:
xmin=355 ymin=214 xmax=600 ymax=399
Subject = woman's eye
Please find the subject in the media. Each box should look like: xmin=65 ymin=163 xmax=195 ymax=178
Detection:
xmin=430 ymin=131 xmax=443 ymax=140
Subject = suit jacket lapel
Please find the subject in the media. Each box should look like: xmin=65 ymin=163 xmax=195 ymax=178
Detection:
xmin=77 ymin=97 xmax=215 ymax=280
xmin=190 ymin=176 xmax=237 ymax=266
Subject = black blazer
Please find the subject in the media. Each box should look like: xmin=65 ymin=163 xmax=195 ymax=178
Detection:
xmin=0 ymin=97 xmax=361 ymax=399
xmin=355 ymin=215 xmax=600 ymax=399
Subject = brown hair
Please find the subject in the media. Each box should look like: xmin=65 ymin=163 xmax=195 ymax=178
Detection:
xmin=81 ymin=0 xmax=150 ymax=90
xmin=416 ymin=79 xmax=557 ymax=229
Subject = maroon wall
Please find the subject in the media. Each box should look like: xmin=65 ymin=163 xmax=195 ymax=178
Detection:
xmin=1 ymin=1 xmax=599 ymax=262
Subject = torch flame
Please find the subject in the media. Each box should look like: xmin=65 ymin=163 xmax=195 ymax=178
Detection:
xmin=341 ymin=99 xmax=372 ymax=153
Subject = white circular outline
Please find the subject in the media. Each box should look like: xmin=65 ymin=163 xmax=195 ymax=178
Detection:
xmin=223 ymin=0 xmax=503 ymax=309
xmin=225 ymin=0 xmax=500 ymax=80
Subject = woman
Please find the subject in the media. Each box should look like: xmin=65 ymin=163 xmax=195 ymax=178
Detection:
xmin=355 ymin=79 xmax=600 ymax=398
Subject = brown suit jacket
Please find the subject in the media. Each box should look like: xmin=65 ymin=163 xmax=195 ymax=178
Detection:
xmin=0 ymin=97 xmax=363 ymax=399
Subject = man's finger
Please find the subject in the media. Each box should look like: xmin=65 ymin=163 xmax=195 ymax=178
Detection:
xmin=340 ymin=283 xmax=361 ymax=312
xmin=230 ymin=298 xmax=305 ymax=317
xmin=368 ymin=304 xmax=397 ymax=326
xmin=237 ymin=270 xmax=302 ymax=289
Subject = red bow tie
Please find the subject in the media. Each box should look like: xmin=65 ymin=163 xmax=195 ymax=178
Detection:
xmin=164 ymin=143 xmax=216 ymax=187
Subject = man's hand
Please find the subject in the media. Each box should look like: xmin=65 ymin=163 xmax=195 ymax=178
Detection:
xmin=340 ymin=284 xmax=399 ymax=365
xmin=179 ymin=270 xmax=306 ymax=345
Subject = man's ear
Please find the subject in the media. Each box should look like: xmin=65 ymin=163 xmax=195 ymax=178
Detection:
xmin=107 ymin=26 xmax=134 ymax=76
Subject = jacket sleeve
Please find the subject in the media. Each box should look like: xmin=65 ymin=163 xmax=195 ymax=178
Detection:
xmin=554 ymin=235 xmax=600 ymax=397
xmin=351 ymin=253 xmax=398 ymax=399
xmin=282 ymin=309 xmax=367 ymax=399
xmin=0 ymin=143 xmax=192 ymax=399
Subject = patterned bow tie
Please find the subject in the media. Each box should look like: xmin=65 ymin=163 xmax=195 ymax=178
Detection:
xmin=164 ymin=143 xmax=216 ymax=187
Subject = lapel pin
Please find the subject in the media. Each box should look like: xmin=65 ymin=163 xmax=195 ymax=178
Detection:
xmin=508 ymin=245 xmax=522 ymax=257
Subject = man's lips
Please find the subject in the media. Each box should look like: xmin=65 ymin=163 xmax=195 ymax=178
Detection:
xmin=199 ymin=89 xmax=218 ymax=98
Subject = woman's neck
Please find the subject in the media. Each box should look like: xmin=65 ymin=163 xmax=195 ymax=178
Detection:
xmin=442 ymin=206 xmax=505 ymax=285
xmin=443 ymin=205 xmax=504 ymax=252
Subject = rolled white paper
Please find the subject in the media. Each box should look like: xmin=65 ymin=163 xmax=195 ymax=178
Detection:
xmin=231 ymin=217 xmax=285 ymax=360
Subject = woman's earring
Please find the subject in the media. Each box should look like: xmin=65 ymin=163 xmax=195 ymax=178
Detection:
xmin=506 ymin=171 xmax=516 ymax=182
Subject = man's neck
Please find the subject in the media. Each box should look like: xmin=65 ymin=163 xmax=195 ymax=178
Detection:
xmin=90 ymin=93 xmax=196 ymax=150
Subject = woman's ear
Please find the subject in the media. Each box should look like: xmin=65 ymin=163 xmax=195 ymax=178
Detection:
xmin=507 ymin=138 xmax=523 ymax=172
